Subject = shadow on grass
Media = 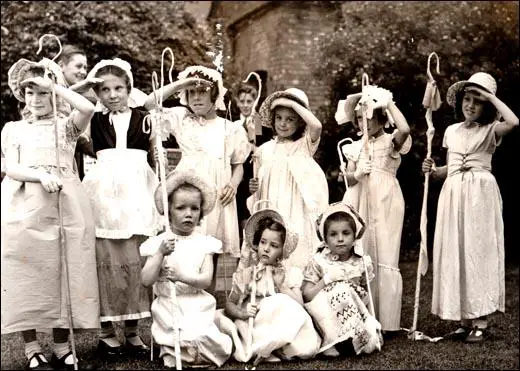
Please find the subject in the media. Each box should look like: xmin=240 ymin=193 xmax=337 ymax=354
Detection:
xmin=2 ymin=262 xmax=518 ymax=370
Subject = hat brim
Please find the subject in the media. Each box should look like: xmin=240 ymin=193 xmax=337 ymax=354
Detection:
xmin=446 ymin=80 xmax=493 ymax=107
xmin=259 ymin=91 xmax=310 ymax=129
xmin=243 ymin=208 xmax=299 ymax=264
xmin=154 ymin=169 xmax=217 ymax=217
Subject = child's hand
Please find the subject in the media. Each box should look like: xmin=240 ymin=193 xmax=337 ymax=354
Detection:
xmin=354 ymin=159 xmax=372 ymax=180
xmin=270 ymin=97 xmax=298 ymax=111
xmin=219 ymin=183 xmax=236 ymax=207
xmin=71 ymin=77 xmax=104 ymax=93
xmin=177 ymin=77 xmax=213 ymax=91
xmin=245 ymin=302 xmax=259 ymax=318
xmin=153 ymin=147 xmax=168 ymax=166
xmin=422 ymin=158 xmax=436 ymax=174
xmin=323 ymin=265 xmax=347 ymax=285
xmin=162 ymin=266 xmax=182 ymax=282
xmin=249 ymin=177 xmax=259 ymax=194
xmin=21 ymin=76 xmax=54 ymax=90
xmin=39 ymin=172 xmax=63 ymax=193
xmin=465 ymin=86 xmax=493 ymax=102
xmin=158 ymin=238 xmax=176 ymax=256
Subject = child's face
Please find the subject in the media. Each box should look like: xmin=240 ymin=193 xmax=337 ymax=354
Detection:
xmin=60 ymin=54 xmax=87 ymax=85
xmin=169 ymin=188 xmax=202 ymax=236
xmin=257 ymin=228 xmax=284 ymax=265
xmin=237 ymin=92 xmax=255 ymax=117
xmin=356 ymin=111 xmax=384 ymax=138
xmin=187 ymin=86 xmax=214 ymax=117
xmin=25 ymin=85 xmax=53 ymax=117
xmin=462 ymin=91 xmax=484 ymax=122
xmin=96 ymin=73 xmax=130 ymax=112
xmin=273 ymin=106 xmax=302 ymax=139
xmin=325 ymin=219 xmax=356 ymax=261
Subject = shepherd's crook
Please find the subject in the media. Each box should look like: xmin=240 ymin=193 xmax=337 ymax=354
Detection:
xmin=408 ymin=52 xmax=441 ymax=341
xmin=38 ymin=34 xmax=78 ymax=371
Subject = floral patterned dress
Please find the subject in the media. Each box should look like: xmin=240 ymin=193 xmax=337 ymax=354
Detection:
xmin=303 ymin=248 xmax=382 ymax=355
xmin=1 ymin=114 xmax=100 ymax=333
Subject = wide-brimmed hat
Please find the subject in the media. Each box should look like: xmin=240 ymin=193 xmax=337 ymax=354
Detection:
xmin=242 ymin=205 xmax=299 ymax=267
xmin=335 ymin=93 xmax=362 ymax=126
xmin=446 ymin=72 xmax=497 ymax=107
xmin=8 ymin=58 xmax=67 ymax=102
xmin=154 ymin=168 xmax=217 ymax=217
xmin=176 ymin=65 xmax=227 ymax=111
xmin=259 ymin=87 xmax=311 ymax=129
xmin=316 ymin=202 xmax=366 ymax=241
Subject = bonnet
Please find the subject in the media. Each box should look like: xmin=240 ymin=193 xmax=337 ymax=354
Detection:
xmin=176 ymin=65 xmax=227 ymax=111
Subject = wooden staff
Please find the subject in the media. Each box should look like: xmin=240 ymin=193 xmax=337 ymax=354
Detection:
xmin=410 ymin=52 xmax=440 ymax=339
xmin=37 ymin=34 xmax=79 ymax=371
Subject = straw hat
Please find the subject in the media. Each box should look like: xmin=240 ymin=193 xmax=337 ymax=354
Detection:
xmin=259 ymin=87 xmax=311 ymax=129
xmin=154 ymin=168 xmax=217 ymax=217
xmin=446 ymin=72 xmax=497 ymax=107
xmin=176 ymin=65 xmax=227 ymax=111
xmin=316 ymin=202 xmax=366 ymax=241
xmin=242 ymin=206 xmax=299 ymax=267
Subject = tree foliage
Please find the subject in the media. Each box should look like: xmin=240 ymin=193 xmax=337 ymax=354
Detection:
xmin=1 ymin=0 xmax=213 ymax=124
xmin=313 ymin=1 xmax=519 ymax=258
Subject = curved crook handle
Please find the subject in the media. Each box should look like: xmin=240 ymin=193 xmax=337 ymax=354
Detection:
xmin=427 ymin=52 xmax=440 ymax=81
xmin=36 ymin=34 xmax=63 ymax=62
xmin=142 ymin=114 xmax=153 ymax=135
xmin=362 ymin=73 xmax=370 ymax=90
xmin=161 ymin=47 xmax=175 ymax=85
xmin=242 ymin=72 xmax=262 ymax=112
xmin=151 ymin=71 xmax=161 ymax=109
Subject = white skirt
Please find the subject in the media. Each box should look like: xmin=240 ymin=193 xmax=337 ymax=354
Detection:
xmin=82 ymin=148 xmax=161 ymax=239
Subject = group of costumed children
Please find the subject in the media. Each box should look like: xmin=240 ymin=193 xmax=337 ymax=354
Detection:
xmin=1 ymin=49 xmax=518 ymax=371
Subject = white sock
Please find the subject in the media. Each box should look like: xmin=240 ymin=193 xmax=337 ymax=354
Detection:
xmin=53 ymin=342 xmax=76 ymax=364
xmin=163 ymin=354 xmax=176 ymax=368
xmin=24 ymin=340 xmax=43 ymax=360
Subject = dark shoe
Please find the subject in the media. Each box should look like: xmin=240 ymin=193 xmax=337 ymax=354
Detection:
xmin=25 ymin=353 xmax=53 ymax=370
xmin=96 ymin=340 xmax=124 ymax=360
xmin=465 ymin=327 xmax=487 ymax=343
xmin=444 ymin=326 xmax=470 ymax=341
xmin=50 ymin=352 xmax=97 ymax=370
xmin=124 ymin=337 xmax=151 ymax=357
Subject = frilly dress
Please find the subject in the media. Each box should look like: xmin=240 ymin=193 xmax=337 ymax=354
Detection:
xmin=341 ymin=130 xmax=411 ymax=331
xmin=247 ymin=128 xmax=329 ymax=269
xmin=163 ymin=107 xmax=250 ymax=257
xmin=140 ymin=232 xmax=233 ymax=367
xmin=1 ymin=114 xmax=100 ymax=333
xmin=303 ymin=248 xmax=382 ymax=355
xmin=214 ymin=264 xmax=321 ymax=362
xmin=432 ymin=121 xmax=505 ymax=320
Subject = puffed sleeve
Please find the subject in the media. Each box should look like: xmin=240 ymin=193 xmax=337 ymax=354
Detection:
xmin=1 ymin=122 xmax=18 ymax=156
xmin=390 ymin=129 xmax=412 ymax=158
xmin=489 ymin=120 xmax=503 ymax=149
xmin=139 ymin=233 xmax=166 ymax=257
xmin=200 ymin=235 xmax=224 ymax=255
xmin=162 ymin=106 xmax=190 ymax=138
xmin=302 ymin=255 xmax=323 ymax=284
xmin=442 ymin=125 xmax=454 ymax=149
xmin=229 ymin=120 xmax=251 ymax=165
xmin=285 ymin=266 xmax=304 ymax=289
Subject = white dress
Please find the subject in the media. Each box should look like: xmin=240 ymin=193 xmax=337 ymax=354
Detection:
xmin=163 ymin=107 xmax=250 ymax=257
xmin=140 ymin=231 xmax=233 ymax=367
xmin=248 ymin=128 xmax=329 ymax=269
xmin=214 ymin=264 xmax=321 ymax=362
xmin=342 ymin=130 xmax=411 ymax=331
xmin=431 ymin=121 xmax=505 ymax=320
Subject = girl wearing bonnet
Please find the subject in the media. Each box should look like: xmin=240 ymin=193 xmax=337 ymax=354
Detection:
xmin=151 ymin=65 xmax=250 ymax=293
xmin=1 ymin=58 xmax=99 ymax=369
xmin=81 ymin=57 xmax=162 ymax=359
xmin=215 ymin=204 xmax=321 ymax=365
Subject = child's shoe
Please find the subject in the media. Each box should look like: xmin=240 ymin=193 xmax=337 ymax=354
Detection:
xmin=50 ymin=351 xmax=97 ymax=370
xmin=25 ymin=353 xmax=53 ymax=370
xmin=465 ymin=327 xmax=487 ymax=343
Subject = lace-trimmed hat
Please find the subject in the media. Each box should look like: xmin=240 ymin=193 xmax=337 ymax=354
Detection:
xmin=316 ymin=202 xmax=366 ymax=241
xmin=241 ymin=202 xmax=299 ymax=268
xmin=259 ymin=87 xmax=312 ymax=129
xmin=176 ymin=65 xmax=227 ymax=111
xmin=446 ymin=72 xmax=497 ymax=107
xmin=154 ymin=168 xmax=217 ymax=217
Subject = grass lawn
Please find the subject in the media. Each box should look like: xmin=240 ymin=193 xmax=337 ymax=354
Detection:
xmin=2 ymin=260 xmax=518 ymax=370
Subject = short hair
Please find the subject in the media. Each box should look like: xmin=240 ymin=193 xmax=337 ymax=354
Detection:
xmin=323 ymin=211 xmax=357 ymax=242
xmin=454 ymin=89 xmax=497 ymax=125
xmin=168 ymin=182 xmax=206 ymax=220
xmin=186 ymin=71 xmax=219 ymax=103
xmin=57 ymin=45 xmax=86 ymax=65
xmin=234 ymin=83 xmax=258 ymax=100
xmin=93 ymin=65 xmax=131 ymax=92
xmin=252 ymin=217 xmax=286 ymax=247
